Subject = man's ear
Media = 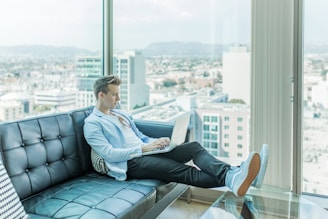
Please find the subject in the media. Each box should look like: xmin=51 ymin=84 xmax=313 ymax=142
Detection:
xmin=98 ymin=92 xmax=103 ymax=99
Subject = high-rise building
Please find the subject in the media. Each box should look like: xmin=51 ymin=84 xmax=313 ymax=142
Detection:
xmin=113 ymin=50 xmax=149 ymax=111
xmin=34 ymin=90 xmax=76 ymax=111
xmin=222 ymin=45 xmax=250 ymax=104
xmin=75 ymin=56 xmax=102 ymax=108
xmin=0 ymin=92 xmax=33 ymax=121
xmin=195 ymin=103 xmax=250 ymax=161
xmin=0 ymin=101 xmax=24 ymax=121
xmin=311 ymin=78 xmax=328 ymax=109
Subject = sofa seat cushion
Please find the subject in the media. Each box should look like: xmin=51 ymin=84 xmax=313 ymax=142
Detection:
xmin=128 ymin=179 xmax=178 ymax=202
xmin=89 ymin=148 xmax=179 ymax=203
xmin=22 ymin=172 xmax=156 ymax=219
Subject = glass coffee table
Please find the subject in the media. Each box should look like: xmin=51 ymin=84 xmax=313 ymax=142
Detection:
xmin=200 ymin=186 xmax=328 ymax=218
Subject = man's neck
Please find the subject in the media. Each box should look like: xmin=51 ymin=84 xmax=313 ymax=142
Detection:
xmin=96 ymin=104 xmax=111 ymax=115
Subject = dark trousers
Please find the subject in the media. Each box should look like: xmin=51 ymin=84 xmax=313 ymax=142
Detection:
xmin=127 ymin=141 xmax=231 ymax=188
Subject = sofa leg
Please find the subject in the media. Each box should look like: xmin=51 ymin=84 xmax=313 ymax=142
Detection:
xmin=186 ymin=186 xmax=192 ymax=203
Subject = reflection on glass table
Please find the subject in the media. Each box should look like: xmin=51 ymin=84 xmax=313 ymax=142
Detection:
xmin=200 ymin=186 xmax=328 ymax=219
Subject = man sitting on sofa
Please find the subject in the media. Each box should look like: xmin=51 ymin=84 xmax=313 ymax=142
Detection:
xmin=83 ymin=75 xmax=269 ymax=197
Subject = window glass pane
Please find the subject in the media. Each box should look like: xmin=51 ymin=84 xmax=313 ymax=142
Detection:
xmin=203 ymin=133 xmax=210 ymax=139
xmin=0 ymin=0 xmax=103 ymax=122
xmin=303 ymin=0 xmax=328 ymax=196
xmin=113 ymin=0 xmax=251 ymax=164
xmin=211 ymin=142 xmax=218 ymax=149
xmin=211 ymin=125 xmax=218 ymax=132
xmin=204 ymin=141 xmax=210 ymax=148
xmin=211 ymin=134 xmax=217 ymax=141
xmin=211 ymin=116 xmax=218 ymax=122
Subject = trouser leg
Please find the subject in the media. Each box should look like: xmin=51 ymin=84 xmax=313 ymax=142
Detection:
xmin=127 ymin=155 xmax=220 ymax=187
xmin=160 ymin=141 xmax=231 ymax=184
xmin=126 ymin=141 xmax=231 ymax=188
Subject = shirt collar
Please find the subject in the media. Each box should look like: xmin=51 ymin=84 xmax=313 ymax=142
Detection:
xmin=92 ymin=107 xmax=108 ymax=117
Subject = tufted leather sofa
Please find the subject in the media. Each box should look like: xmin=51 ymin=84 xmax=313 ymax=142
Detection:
xmin=0 ymin=107 xmax=189 ymax=219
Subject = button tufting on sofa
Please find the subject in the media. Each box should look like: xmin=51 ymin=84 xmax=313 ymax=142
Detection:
xmin=0 ymin=106 xmax=189 ymax=219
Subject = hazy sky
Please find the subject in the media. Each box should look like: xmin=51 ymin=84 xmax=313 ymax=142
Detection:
xmin=304 ymin=0 xmax=328 ymax=45
xmin=113 ymin=0 xmax=250 ymax=50
xmin=0 ymin=0 xmax=327 ymax=51
xmin=0 ymin=0 xmax=103 ymax=51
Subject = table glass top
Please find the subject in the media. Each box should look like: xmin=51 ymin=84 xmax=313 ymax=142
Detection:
xmin=200 ymin=186 xmax=328 ymax=219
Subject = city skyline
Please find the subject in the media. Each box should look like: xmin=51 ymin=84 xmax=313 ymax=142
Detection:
xmin=1 ymin=41 xmax=328 ymax=196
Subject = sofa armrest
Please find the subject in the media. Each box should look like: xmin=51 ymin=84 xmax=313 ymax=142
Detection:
xmin=134 ymin=119 xmax=174 ymax=138
xmin=134 ymin=119 xmax=191 ymax=142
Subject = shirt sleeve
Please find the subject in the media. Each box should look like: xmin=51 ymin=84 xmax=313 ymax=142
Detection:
xmin=84 ymin=118 xmax=142 ymax=162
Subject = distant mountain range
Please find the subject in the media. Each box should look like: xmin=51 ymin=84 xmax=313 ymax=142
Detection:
xmin=0 ymin=42 xmax=328 ymax=58
xmin=304 ymin=44 xmax=328 ymax=54
xmin=142 ymin=42 xmax=328 ymax=57
xmin=0 ymin=42 xmax=230 ymax=58
xmin=142 ymin=41 xmax=230 ymax=58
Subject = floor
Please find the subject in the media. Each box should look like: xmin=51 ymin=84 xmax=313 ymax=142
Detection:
xmin=157 ymin=199 xmax=210 ymax=219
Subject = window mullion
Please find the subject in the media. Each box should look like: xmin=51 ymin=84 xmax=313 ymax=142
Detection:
xmin=251 ymin=0 xmax=294 ymax=190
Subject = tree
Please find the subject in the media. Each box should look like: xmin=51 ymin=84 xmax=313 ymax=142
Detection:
xmin=203 ymin=71 xmax=210 ymax=77
xmin=162 ymin=79 xmax=177 ymax=87
xmin=229 ymin=99 xmax=246 ymax=104
xmin=133 ymin=103 xmax=147 ymax=110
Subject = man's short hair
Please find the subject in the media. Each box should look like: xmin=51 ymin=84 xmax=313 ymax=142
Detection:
xmin=93 ymin=75 xmax=121 ymax=99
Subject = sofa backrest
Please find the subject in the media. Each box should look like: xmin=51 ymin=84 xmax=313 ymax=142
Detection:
xmin=70 ymin=106 xmax=94 ymax=173
xmin=0 ymin=108 xmax=93 ymax=200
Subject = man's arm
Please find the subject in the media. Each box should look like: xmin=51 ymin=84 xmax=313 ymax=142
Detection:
xmin=84 ymin=119 xmax=142 ymax=162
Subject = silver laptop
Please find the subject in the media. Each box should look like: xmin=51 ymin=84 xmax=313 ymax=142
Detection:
xmin=142 ymin=112 xmax=190 ymax=155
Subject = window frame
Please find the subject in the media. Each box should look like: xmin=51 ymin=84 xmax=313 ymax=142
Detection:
xmin=292 ymin=0 xmax=303 ymax=196
xmin=106 ymin=0 xmax=328 ymax=207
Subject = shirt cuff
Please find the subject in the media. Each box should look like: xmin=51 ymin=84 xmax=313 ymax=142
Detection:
xmin=129 ymin=146 xmax=143 ymax=159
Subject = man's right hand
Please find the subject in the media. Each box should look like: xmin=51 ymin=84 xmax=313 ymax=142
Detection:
xmin=142 ymin=139 xmax=168 ymax=152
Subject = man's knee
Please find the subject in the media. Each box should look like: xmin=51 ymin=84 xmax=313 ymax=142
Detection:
xmin=188 ymin=141 xmax=204 ymax=151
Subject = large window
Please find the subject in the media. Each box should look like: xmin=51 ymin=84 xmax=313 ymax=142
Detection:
xmin=0 ymin=0 xmax=103 ymax=121
xmin=1 ymin=0 xmax=327 ymax=204
xmin=113 ymin=0 xmax=251 ymax=162
xmin=303 ymin=0 xmax=328 ymax=197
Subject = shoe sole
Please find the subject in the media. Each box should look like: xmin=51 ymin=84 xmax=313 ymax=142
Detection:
xmin=237 ymin=153 xmax=260 ymax=196
xmin=253 ymin=144 xmax=269 ymax=188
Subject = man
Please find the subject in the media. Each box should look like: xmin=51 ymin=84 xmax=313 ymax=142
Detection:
xmin=83 ymin=75 xmax=268 ymax=197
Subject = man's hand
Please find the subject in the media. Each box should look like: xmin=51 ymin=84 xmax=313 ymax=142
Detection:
xmin=157 ymin=137 xmax=170 ymax=148
xmin=141 ymin=137 xmax=171 ymax=152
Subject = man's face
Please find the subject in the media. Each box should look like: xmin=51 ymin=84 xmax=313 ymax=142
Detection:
xmin=100 ymin=84 xmax=120 ymax=109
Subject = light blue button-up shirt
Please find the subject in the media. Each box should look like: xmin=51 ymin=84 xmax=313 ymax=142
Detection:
xmin=83 ymin=107 xmax=155 ymax=180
